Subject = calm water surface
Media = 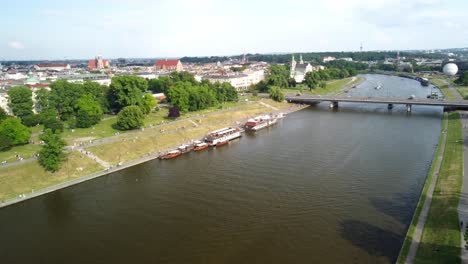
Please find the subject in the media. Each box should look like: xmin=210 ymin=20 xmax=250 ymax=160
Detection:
xmin=0 ymin=75 xmax=443 ymax=263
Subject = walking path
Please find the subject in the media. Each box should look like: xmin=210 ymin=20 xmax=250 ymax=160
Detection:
xmin=441 ymin=79 xmax=463 ymax=100
xmin=258 ymin=100 xmax=279 ymax=111
xmin=458 ymin=111 xmax=468 ymax=263
xmin=188 ymin=119 xmax=199 ymax=127
xmin=406 ymin=114 xmax=449 ymax=263
xmin=77 ymin=149 xmax=110 ymax=168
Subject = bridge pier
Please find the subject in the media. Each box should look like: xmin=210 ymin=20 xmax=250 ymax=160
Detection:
xmin=329 ymin=101 xmax=338 ymax=109
xmin=388 ymin=104 xmax=393 ymax=110
xmin=406 ymin=104 xmax=412 ymax=112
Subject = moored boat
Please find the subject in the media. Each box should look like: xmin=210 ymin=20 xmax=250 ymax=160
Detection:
xmin=205 ymin=127 xmax=242 ymax=146
xmin=193 ymin=140 xmax=209 ymax=151
xmin=244 ymin=114 xmax=278 ymax=131
xmin=216 ymin=140 xmax=229 ymax=147
xmin=178 ymin=144 xmax=191 ymax=153
xmin=159 ymin=150 xmax=182 ymax=160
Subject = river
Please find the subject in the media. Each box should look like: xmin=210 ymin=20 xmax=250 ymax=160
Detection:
xmin=0 ymin=74 xmax=443 ymax=263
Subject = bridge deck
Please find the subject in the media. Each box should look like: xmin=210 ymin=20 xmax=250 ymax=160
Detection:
xmin=285 ymin=94 xmax=468 ymax=107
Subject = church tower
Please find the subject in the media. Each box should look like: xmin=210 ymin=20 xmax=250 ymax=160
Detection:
xmin=290 ymin=55 xmax=296 ymax=78
xmin=299 ymin=55 xmax=304 ymax=64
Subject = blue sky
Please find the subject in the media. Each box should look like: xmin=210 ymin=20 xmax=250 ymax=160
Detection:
xmin=2 ymin=0 xmax=468 ymax=60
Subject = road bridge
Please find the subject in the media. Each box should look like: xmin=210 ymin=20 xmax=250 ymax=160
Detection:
xmin=285 ymin=94 xmax=468 ymax=112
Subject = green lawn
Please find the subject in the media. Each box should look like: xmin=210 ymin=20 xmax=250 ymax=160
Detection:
xmin=0 ymin=152 xmax=103 ymax=201
xmin=283 ymin=77 xmax=362 ymax=95
xmin=431 ymin=79 xmax=456 ymax=100
xmin=0 ymin=144 xmax=41 ymax=163
xmin=414 ymin=112 xmax=463 ymax=264
xmin=397 ymin=114 xmax=447 ymax=264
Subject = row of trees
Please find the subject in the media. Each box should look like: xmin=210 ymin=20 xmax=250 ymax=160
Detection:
xmin=456 ymin=71 xmax=468 ymax=86
xmin=149 ymin=72 xmax=238 ymax=114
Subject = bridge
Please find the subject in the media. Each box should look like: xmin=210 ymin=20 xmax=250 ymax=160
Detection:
xmin=285 ymin=94 xmax=468 ymax=112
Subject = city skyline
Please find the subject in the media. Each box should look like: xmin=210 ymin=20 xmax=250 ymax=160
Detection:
xmin=2 ymin=0 xmax=468 ymax=60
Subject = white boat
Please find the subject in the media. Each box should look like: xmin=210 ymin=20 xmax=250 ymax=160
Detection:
xmin=244 ymin=114 xmax=278 ymax=131
xmin=205 ymin=127 xmax=242 ymax=146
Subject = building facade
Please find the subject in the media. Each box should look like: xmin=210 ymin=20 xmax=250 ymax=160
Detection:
xmin=154 ymin=59 xmax=183 ymax=72
xmin=88 ymin=55 xmax=110 ymax=70
xmin=290 ymin=55 xmax=314 ymax=83
xmin=33 ymin=64 xmax=71 ymax=72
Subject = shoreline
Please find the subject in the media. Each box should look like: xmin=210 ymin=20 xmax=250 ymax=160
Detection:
xmin=0 ymin=102 xmax=308 ymax=209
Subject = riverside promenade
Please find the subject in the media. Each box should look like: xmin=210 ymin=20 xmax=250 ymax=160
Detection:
xmin=0 ymin=102 xmax=307 ymax=209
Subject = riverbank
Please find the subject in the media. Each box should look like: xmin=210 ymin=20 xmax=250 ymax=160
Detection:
xmin=396 ymin=113 xmax=448 ymax=264
xmin=0 ymin=99 xmax=307 ymax=208
xmin=397 ymin=112 xmax=463 ymax=263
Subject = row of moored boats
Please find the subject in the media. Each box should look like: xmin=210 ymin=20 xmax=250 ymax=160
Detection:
xmin=158 ymin=112 xmax=286 ymax=160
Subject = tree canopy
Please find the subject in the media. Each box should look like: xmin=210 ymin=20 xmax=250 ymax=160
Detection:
xmin=269 ymin=86 xmax=285 ymax=102
xmin=116 ymin=105 xmax=144 ymax=130
xmin=108 ymin=75 xmax=148 ymax=112
xmin=0 ymin=117 xmax=30 ymax=146
xmin=38 ymin=129 xmax=66 ymax=172
xmin=74 ymin=95 xmax=103 ymax=128
xmin=7 ymin=86 xmax=33 ymax=119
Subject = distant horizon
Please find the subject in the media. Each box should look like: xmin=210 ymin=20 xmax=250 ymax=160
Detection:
xmin=2 ymin=46 xmax=467 ymax=62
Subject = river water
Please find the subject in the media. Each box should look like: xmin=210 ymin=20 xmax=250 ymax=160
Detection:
xmin=0 ymin=74 xmax=443 ymax=263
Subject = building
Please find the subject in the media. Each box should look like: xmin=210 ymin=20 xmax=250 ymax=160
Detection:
xmin=154 ymin=59 xmax=183 ymax=72
xmin=88 ymin=55 xmax=110 ymax=70
xmin=290 ymin=55 xmax=314 ymax=83
xmin=33 ymin=64 xmax=71 ymax=72
xmin=323 ymin=56 xmax=336 ymax=62
xmin=203 ymin=69 xmax=265 ymax=91
xmin=0 ymin=92 xmax=10 ymax=114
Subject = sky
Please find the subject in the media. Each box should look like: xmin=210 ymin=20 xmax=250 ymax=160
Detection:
xmin=2 ymin=0 xmax=468 ymax=60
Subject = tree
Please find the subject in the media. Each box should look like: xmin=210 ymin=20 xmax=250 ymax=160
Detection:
xmin=83 ymin=81 xmax=110 ymax=113
xmin=39 ymin=108 xmax=64 ymax=133
xmin=7 ymin=86 xmax=33 ymax=119
xmin=140 ymin=93 xmax=157 ymax=114
xmin=21 ymin=114 xmax=40 ymax=127
xmin=456 ymin=72 xmax=468 ymax=86
xmin=269 ymin=86 xmax=285 ymax=102
xmin=167 ymin=83 xmax=190 ymax=112
xmin=49 ymin=80 xmax=86 ymax=120
xmin=0 ymin=117 xmax=30 ymax=146
xmin=0 ymin=107 xmax=8 ymax=123
xmin=108 ymin=75 xmax=148 ymax=112
xmin=168 ymin=106 xmax=181 ymax=118
xmin=38 ymin=129 xmax=66 ymax=172
xmin=304 ymin=72 xmax=318 ymax=90
xmin=74 ymin=95 xmax=103 ymax=128
xmin=0 ymin=133 xmax=13 ymax=152
xmin=34 ymin=88 xmax=50 ymax=113
xmin=116 ymin=105 xmax=144 ymax=130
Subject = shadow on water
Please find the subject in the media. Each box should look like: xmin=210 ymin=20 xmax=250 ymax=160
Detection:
xmin=44 ymin=191 xmax=73 ymax=225
xmin=339 ymin=220 xmax=402 ymax=263
xmin=369 ymin=191 xmax=418 ymax=226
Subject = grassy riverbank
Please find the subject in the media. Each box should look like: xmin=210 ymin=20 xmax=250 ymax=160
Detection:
xmin=414 ymin=111 xmax=463 ymax=264
xmin=396 ymin=113 xmax=448 ymax=264
xmin=0 ymin=99 xmax=296 ymax=203
xmin=431 ymin=79 xmax=456 ymax=100
xmin=0 ymin=152 xmax=103 ymax=201
xmin=282 ymin=76 xmax=364 ymax=95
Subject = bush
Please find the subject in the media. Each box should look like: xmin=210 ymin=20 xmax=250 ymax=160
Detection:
xmin=21 ymin=114 xmax=40 ymax=127
xmin=116 ymin=105 xmax=144 ymax=130
xmin=269 ymin=86 xmax=285 ymax=102
xmin=168 ymin=106 xmax=181 ymax=118
xmin=0 ymin=133 xmax=13 ymax=152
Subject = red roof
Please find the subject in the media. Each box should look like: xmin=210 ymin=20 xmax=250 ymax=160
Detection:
xmin=155 ymin=60 xmax=180 ymax=67
xmin=88 ymin=59 xmax=109 ymax=70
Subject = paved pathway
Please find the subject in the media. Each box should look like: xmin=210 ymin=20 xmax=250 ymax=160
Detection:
xmin=406 ymin=114 xmax=449 ymax=263
xmin=441 ymin=79 xmax=463 ymax=100
xmin=188 ymin=119 xmax=199 ymax=127
xmin=77 ymin=149 xmax=110 ymax=168
xmin=458 ymin=111 xmax=468 ymax=263
xmin=258 ymin=100 xmax=279 ymax=111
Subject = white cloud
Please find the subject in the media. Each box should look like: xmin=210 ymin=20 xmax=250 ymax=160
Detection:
xmin=8 ymin=41 xmax=24 ymax=50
